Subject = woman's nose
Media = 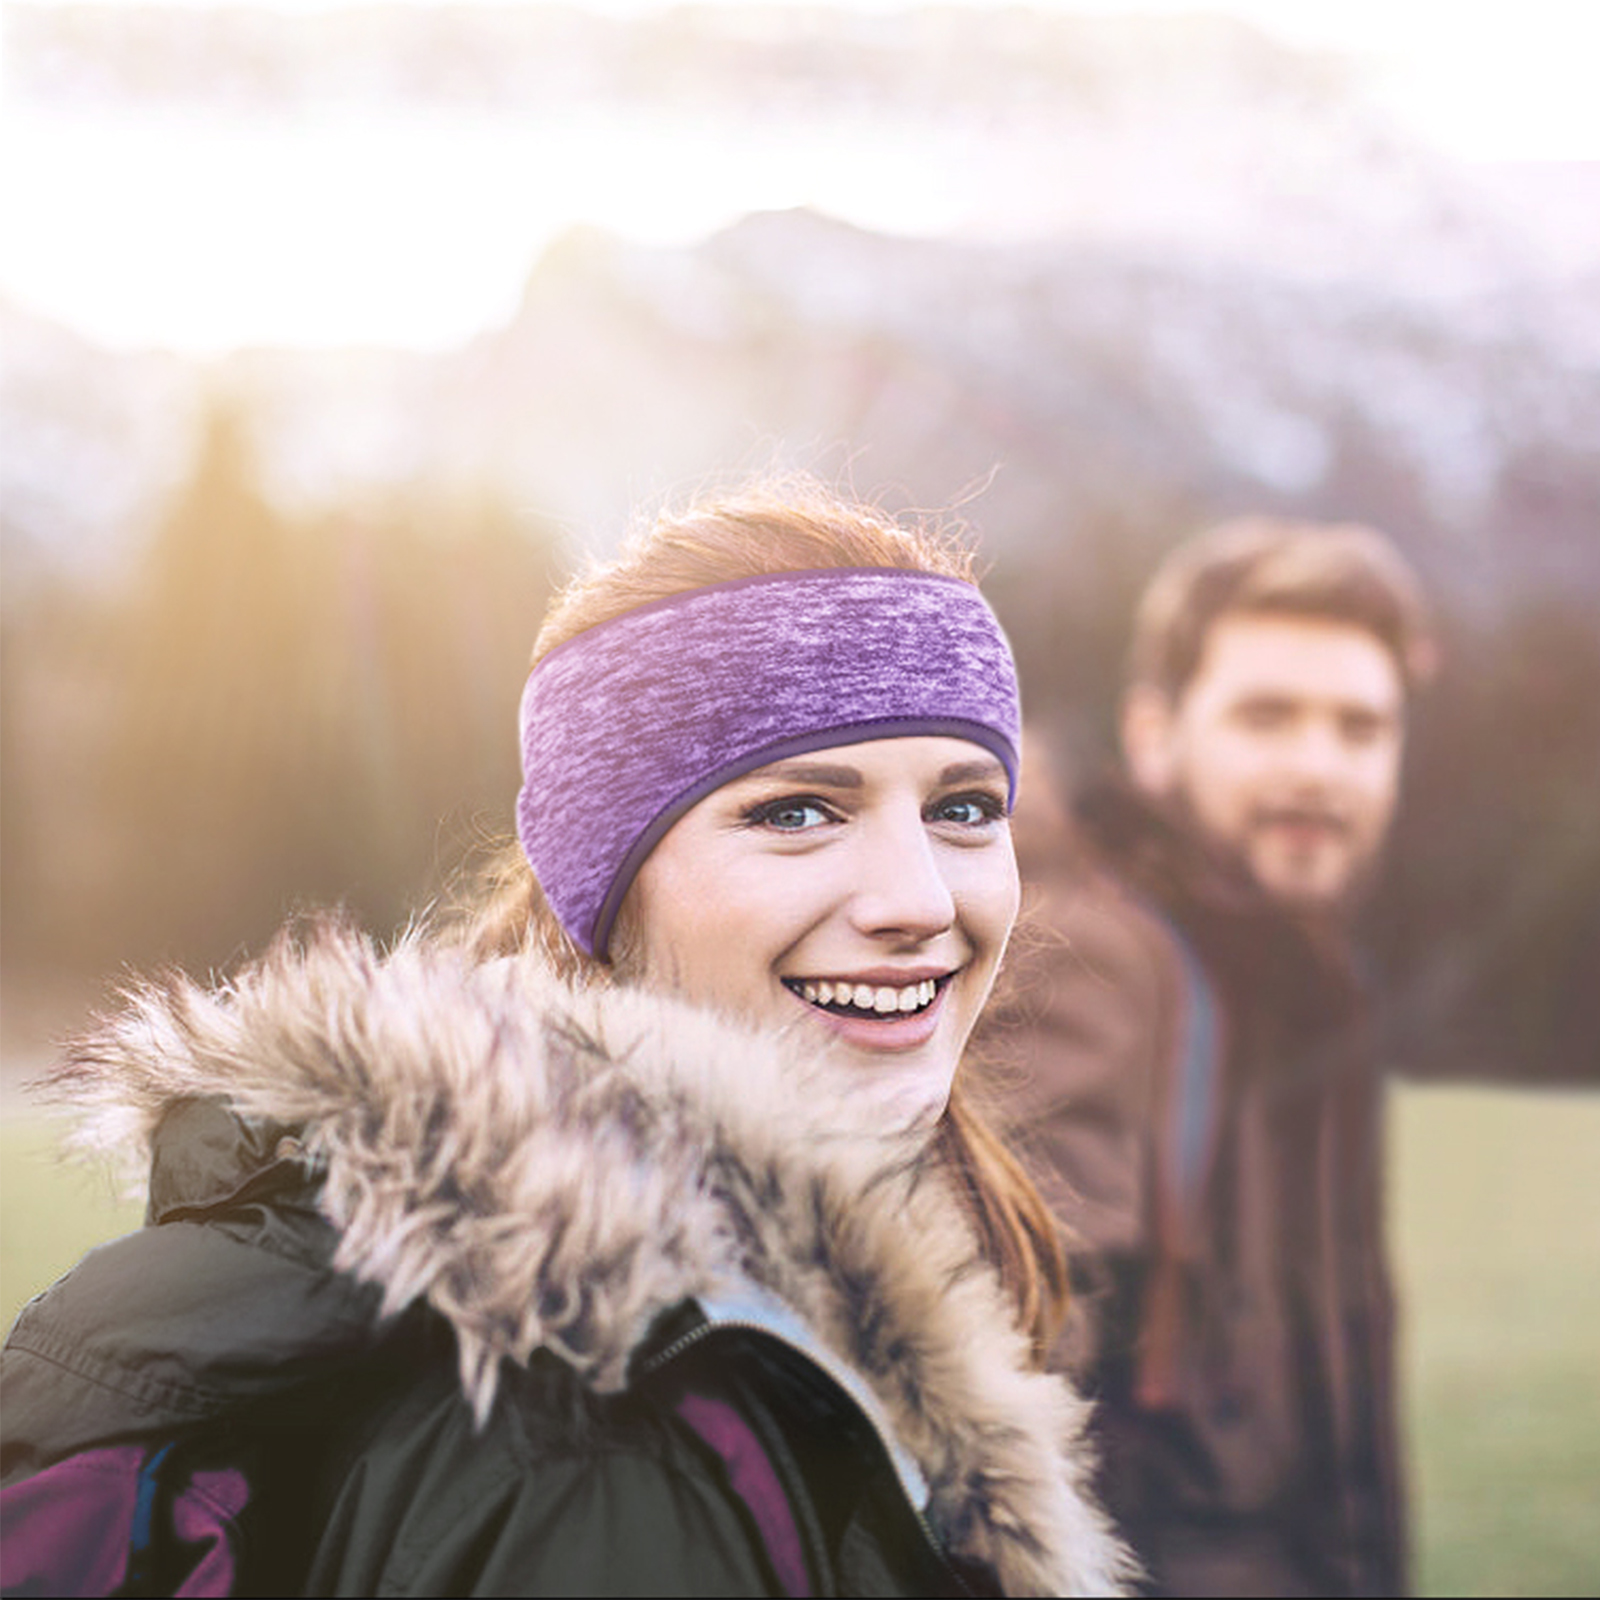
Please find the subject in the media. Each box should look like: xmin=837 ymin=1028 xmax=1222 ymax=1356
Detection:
xmin=847 ymin=812 xmax=957 ymax=941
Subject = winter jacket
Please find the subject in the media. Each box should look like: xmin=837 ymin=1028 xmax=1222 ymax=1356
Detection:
xmin=978 ymin=782 xmax=1406 ymax=1598
xmin=0 ymin=920 xmax=1133 ymax=1598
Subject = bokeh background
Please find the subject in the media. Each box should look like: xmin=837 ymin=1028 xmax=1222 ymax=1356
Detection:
xmin=2 ymin=2 xmax=1597 ymax=1592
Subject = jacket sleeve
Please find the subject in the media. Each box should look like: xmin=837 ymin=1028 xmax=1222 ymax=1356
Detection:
xmin=0 ymin=1120 xmax=392 ymax=1599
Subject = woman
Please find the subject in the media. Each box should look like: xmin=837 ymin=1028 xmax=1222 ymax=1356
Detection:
xmin=0 ymin=482 xmax=1132 ymax=1597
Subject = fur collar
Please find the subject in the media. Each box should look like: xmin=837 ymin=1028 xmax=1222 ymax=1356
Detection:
xmin=50 ymin=918 xmax=1132 ymax=1597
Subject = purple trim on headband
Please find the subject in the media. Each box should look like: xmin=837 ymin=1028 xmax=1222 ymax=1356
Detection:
xmin=590 ymin=717 xmax=1017 ymax=960
xmin=517 ymin=566 xmax=1021 ymax=959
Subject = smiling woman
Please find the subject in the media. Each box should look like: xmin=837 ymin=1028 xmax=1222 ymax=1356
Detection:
xmin=0 ymin=476 xmax=1134 ymax=1598
xmin=471 ymin=484 xmax=1069 ymax=1343
xmin=628 ymin=737 xmax=1019 ymax=1134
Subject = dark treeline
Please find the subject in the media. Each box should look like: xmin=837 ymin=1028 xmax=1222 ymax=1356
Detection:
xmin=2 ymin=403 xmax=1596 ymax=1083
xmin=1 ymin=406 xmax=558 ymax=978
xmin=1372 ymin=599 xmax=1600 ymax=1084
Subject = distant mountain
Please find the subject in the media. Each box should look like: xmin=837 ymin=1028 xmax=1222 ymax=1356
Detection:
xmin=7 ymin=208 xmax=1596 ymax=623
xmin=4 ymin=3 xmax=1597 ymax=614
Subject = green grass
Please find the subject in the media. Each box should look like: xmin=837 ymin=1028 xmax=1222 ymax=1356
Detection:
xmin=1 ymin=1114 xmax=145 ymax=1332
xmin=2 ymin=1083 xmax=1597 ymax=1596
xmin=1389 ymin=1082 xmax=1600 ymax=1598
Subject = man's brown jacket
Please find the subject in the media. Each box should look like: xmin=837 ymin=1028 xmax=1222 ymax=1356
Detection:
xmin=981 ymin=780 xmax=1407 ymax=1597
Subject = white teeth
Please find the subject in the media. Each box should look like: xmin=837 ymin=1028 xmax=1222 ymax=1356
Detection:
xmin=795 ymin=977 xmax=944 ymax=1013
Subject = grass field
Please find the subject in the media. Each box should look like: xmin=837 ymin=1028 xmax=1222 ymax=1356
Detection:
xmin=3 ymin=1080 xmax=1597 ymax=1595
xmin=1388 ymin=1083 xmax=1600 ymax=1597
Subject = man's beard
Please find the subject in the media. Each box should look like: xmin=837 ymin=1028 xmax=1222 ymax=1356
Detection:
xmin=1170 ymin=789 xmax=1380 ymax=919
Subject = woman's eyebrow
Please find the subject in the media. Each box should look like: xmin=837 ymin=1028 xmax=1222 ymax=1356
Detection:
xmin=749 ymin=761 xmax=864 ymax=788
xmin=939 ymin=758 xmax=1007 ymax=785
xmin=736 ymin=756 xmax=1006 ymax=789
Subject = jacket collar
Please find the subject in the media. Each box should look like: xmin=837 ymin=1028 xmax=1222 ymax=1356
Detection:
xmin=693 ymin=1279 xmax=931 ymax=1510
xmin=50 ymin=916 xmax=1132 ymax=1598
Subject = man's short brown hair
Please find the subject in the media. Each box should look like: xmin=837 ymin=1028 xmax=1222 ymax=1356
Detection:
xmin=1128 ymin=515 xmax=1437 ymax=701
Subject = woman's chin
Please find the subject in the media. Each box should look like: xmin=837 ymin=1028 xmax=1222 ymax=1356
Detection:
xmin=770 ymin=983 xmax=962 ymax=1135
xmin=867 ymin=1073 xmax=951 ymax=1139
xmin=817 ymin=1036 xmax=956 ymax=1138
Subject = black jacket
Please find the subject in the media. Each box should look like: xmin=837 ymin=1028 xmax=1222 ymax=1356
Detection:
xmin=2 ymin=921 xmax=1131 ymax=1597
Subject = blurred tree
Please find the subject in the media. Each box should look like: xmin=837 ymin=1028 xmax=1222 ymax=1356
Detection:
xmin=89 ymin=401 xmax=558 ymax=970
xmin=1373 ymin=597 xmax=1600 ymax=1083
xmin=1 ymin=578 xmax=129 ymax=982
xmin=985 ymin=491 xmax=1206 ymax=781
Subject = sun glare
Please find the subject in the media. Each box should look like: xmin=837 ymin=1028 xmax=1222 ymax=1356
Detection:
xmin=2 ymin=0 xmax=1595 ymax=353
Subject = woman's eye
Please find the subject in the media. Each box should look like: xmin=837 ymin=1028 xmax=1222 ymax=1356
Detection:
xmin=931 ymin=792 xmax=1005 ymax=827
xmin=746 ymin=796 xmax=836 ymax=832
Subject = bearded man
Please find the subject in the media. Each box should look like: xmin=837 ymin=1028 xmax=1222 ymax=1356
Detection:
xmin=986 ymin=518 xmax=1436 ymax=1597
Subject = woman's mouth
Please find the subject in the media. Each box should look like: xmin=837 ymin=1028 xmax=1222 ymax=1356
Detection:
xmin=781 ymin=974 xmax=946 ymax=1019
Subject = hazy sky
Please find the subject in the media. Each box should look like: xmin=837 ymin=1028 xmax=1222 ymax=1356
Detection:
xmin=3 ymin=0 xmax=1597 ymax=353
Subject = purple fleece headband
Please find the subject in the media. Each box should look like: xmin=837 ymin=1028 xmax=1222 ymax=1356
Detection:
xmin=516 ymin=567 xmax=1020 ymax=959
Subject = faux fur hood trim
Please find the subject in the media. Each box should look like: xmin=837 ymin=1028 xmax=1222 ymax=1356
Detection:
xmin=49 ymin=918 xmax=1133 ymax=1597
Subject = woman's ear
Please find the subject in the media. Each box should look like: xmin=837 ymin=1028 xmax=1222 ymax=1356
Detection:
xmin=1120 ymin=684 xmax=1178 ymax=796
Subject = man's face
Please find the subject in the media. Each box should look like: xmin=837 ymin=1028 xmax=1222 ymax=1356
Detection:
xmin=1125 ymin=613 xmax=1406 ymax=912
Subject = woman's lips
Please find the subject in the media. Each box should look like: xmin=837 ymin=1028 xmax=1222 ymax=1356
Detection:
xmin=783 ymin=972 xmax=953 ymax=1051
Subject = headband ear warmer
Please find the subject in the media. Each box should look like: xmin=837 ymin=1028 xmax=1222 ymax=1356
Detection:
xmin=516 ymin=567 xmax=1021 ymax=959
